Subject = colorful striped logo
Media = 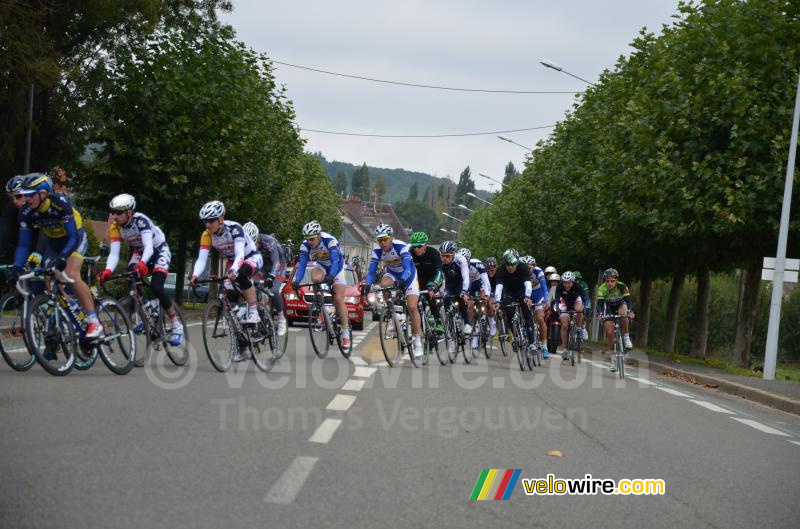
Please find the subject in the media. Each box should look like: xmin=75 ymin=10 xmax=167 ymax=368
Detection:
xmin=469 ymin=469 xmax=522 ymax=500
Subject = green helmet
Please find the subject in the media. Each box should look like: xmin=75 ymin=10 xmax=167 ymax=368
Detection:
xmin=502 ymin=248 xmax=520 ymax=265
xmin=574 ymin=271 xmax=583 ymax=280
xmin=409 ymin=231 xmax=429 ymax=247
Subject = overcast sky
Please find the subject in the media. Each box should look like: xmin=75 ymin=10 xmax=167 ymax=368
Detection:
xmin=221 ymin=1 xmax=680 ymax=191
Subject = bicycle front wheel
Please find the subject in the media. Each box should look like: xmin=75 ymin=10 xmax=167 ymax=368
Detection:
xmin=161 ymin=304 xmax=189 ymax=366
xmin=497 ymin=314 xmax=509 ymax=357
xmin=379 ymin=310 xmax=402 ymax=367
xmin=251 ymin=309 xmax=277 ymax=372
xmin=0 ymin=293 xmax=35 ymax=371
xmin=96 ymin=298 xmax=135 ymax=375
xmin=443 ymin=313 xmax=459 ymax=364
xmin=26 ymin=295 xmax=76 ymax=376
xmin=119 ymin=295 xmax=151 ymax=367
xmin=202 ymin=301 xmax=235 ymax=372
xmin=308 ymin=302 xmax=331 ymax=359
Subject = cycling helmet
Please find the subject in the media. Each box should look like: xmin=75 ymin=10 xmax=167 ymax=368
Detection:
xmin=199 ymin=200 xmax=225 ymax=220
xmin=603 ymin=267 xmax=619 ymax=279
xmin=574 ymin=271 xmax=583 ymax=279
xmin=549 ymin=273 xmax=561 ymax=282
xmin=5 ymin=175 xmax=24 ymax=195
xmin=485 ymin=257 xmax=497 ymax=267
xmin=302 ymin=220 xmax=321 ymax=237
xmin=544 ymin=266 xmax=557 ymax=276
xmin=502 ymin=248 xmax=520 ymax=265
xmin=562 ymin=271 xmax=575 ymax=282
xmin=457 ymin=248 xmax=471 ymax=261
xmin=243 ymin=221 xmax=259 ymax=242
xmin=520 ymin=255 xmax=535 ymax=266
xmin=19 ymin=173 xmax=51 ymax=195
xmin=374 ymin=223 xmax=393 ymax=238
xmin=440 ymin=240 xmax=458 ymax=254
xmin=109 ymin=193 xmax=136 ymax=211
xmin=409 ymin=231 xmax=429 ymax=247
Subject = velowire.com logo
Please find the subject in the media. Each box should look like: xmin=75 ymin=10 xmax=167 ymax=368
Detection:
xmin=469 ymin=469 xmax=522 ymax=500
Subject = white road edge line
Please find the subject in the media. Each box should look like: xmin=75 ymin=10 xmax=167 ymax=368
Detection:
xmin=308 ymin=418 xmax=343 ymax=444
xmin=687 ymin=400 xmax=734 ymax=414
xmin=627 ymin=375 xmax=657 ymax=385
xmin=656 ymin=386 xmax=692 ymax=398
xmin=788 ymin=440 xmax=800 ymax=447
xmin=731 ymin=418 xmax=791 ymax=437
xmin=326 ymin=394 xmax=357 ymax=412
xmin=264 ymin=456 xmax=318 ymax=504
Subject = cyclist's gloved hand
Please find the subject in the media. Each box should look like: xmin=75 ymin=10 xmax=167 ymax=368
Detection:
xmin=324 ymin=274 xmax=335 ymax=287
xmin=291 ymin=280 xmax=300 ymax=292
xmin=189 ymin=275 xmax=198 ymax=287
xmin=136 ymin=260 xmax=148 ymax=277
xmin=396 ymin=279 xmax=406 ymax=291
xmin=99 ymin=268 xmax=113 ymax=284
xmin=460 ymin=291 xmax=469 ymax=302
xmin=55 ymin=257 xmax=67 ymax=272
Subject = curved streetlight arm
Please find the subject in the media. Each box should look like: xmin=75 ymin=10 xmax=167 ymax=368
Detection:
xmin=539 ymin=58 xmax=596 ymax=87
xmin=466 ymin=192 xmax=493 ymax=206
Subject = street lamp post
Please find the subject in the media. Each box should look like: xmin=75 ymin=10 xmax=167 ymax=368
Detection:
xmin=458 ymin=204 xmax=475 ymax=214
xmin=441 ymin=212 xmax=464 ymax=224
xmin=497 ymin=135 xmax=534 ymax=152
xmin=539 ymin=58 xmax=597 ymax=86
xmin=466 ymin=192 xmax=493 ymax=206
xmin=478 ymin=173 xmax=508 ymax=189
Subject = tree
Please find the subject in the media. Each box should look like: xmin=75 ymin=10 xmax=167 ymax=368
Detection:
xmin=454 ymin=166 xmax=476 ymax=208
xmin=503 ymin=162 xmax=519 ymax=184
xmin=374 ymin=173 xmax=387 ymax=202
xmin=394 ymin=200 xmax=440 ymax=238
xmin=407 ymin=181 xmax=419 ymax=201
xmin=81 ymin=18 xmax=302 ymax=303
xmin=334 ymin=171 xmax=348 ymax=195
xmin=351 ymin=163 xmax=370 ymax=200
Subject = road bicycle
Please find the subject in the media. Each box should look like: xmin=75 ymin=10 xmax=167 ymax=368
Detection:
xmin=254 ymin=274 xmax=289 ymax=358
xmin=24 ymin=262 xmax=135 ymax=376
xmin=502 ymin=301 xmax=533 ymax=371
xmin=442 ymin=295 xmax=466 ymax=364
xmin=0 ymin=264 xmax=40 ymax=371
xmin=197 ymin=276 xmax=280 ymax=372
xmin=601 ymin=313 xmax=629 ymax=378
xmin=418 ymin=293 xmax=440 ymax=366
xmin=564 ymin=310 xmax=583 ymax=366
xmin=106 ymin=269 xmax=189 ymax=367
xmin=494 ymin=303 xmax=510 ymax=357
xmin=376 ymin=285 xmax=427 ymax=367
xmin=302 ymin=281 xmax=351 ymax=359
xmin=468 ymin=296 xmax=491 ymax=361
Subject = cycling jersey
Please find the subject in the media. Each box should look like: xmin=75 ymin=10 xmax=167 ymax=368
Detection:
xmin=293 ymin=231 xmax=343 ymax=283
xmin=106 ymin=212 xmax=169 ymax=273
xmin=14 ymin=194 xmax=85 ymax=267
xmin=192 ymin=220 xmax=257 ymax=277
xmin=529 ymin=266 xmax=549 ymax=305
xmin=442 ymin=253 xmax=470 ymax=294
xmin=412 ymin=246 xmax=443 ymax=290
xmin=494 ymin=263 xmax=534 ymax=300
xmin=255 ymin=233 xmax=287 ymax=276
xmin=597 ymin=281 xmax=632 ymax=313
xmin=365 ymin=239 xmax=416 ymax=286
xmin=553 ymin=282 xmax=589 ymax=310
xmin=467 ymin=258 xmax=491 ymax=295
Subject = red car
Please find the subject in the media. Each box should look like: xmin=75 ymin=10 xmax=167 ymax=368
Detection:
xmin=282 ymin=263 xmax=364 ymax=330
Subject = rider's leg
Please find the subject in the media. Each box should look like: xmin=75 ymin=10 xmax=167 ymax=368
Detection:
xmin=559 ymin=313 xmax=570 ymax=349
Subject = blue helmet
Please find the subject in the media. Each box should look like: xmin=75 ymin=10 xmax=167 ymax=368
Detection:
xmin=19 ymin=173 xmax=52 ymax=195
xmin=5 ymin=175 xmax=24 ymax=195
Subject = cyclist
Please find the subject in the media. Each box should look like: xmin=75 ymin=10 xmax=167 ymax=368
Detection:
xmin=458 ymin=247 xmax=493 ymax=349
xmin=190 ymin=201 xmax=263 ymax=359
xmin=100 ymin=194 xmax=184 ymax=345
xmin=552 ymin=271 xmax=588 ymax=361
xmin=493 ymin=249 xmax=536 ymax=352
xmin=409 ymin=231 xmax=444 ymax=333
xmin=243 ymin=221 xmax=288 ymax=337
xmin=291 ymin=220 xmax=350 ymax=348
xmin=439 ymin=240 xmax=471 ymax=334
xmin=520 ymin=255 xmax=551 ymax=359
xmin=596 ymin=267 xmax=634 ymax=372
xmin=364 ymin=224 xmax=422 ymax=357
xmin=574 ymin=271 xmax=591 ymax=340
xmin=485 ymin=256 xmax=500 ymax=335
xmin=12 ymin=173 xmax=102 ymax=337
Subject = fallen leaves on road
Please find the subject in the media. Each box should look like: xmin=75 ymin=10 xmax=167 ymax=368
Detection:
xmin=547 ymin=450 xmax=564 ymax=458
xmin=704 ymin=383 xmax=719 ymax=389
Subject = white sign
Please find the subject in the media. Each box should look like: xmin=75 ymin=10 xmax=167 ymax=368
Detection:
xmin=763 ymin=257 xmax=800 ymax=271
xmin=761 ymin=269 xmax=799 ymax=283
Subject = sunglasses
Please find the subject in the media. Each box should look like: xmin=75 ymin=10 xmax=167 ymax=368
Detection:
xmin=109 ymin=209 xmax=127 ymax=215
xmin=203 ymin=217 xmax=220 ymax=225
xmin=606 ymin=278 xmax=617 ymax=282
xmin=305 ymin=235 xmax=320 ymax=241
xmin=376 ymin=236 xmax=391 ymax=242
xmin=441 ymin=253 xmax=454 ymax=258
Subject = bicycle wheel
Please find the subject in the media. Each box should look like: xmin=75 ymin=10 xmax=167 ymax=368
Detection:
xmin=96 ymin=298 xmax=135 ymax=375
xmin=0 ymin=293 xmax=35 ymax=371
xmin=568 ymin=324 xmax=576 ymax=366
xmin=463 ymin=320 xmax=473 ymax=364
xmin=308 ymin=301 xmax=330 ymax=359
xmin=202 ymin=301 xmax=235 ymax=372
xmin=481 ymin=316 xmax=490 ymax=359
xmin=443 ymin=312 xmax=458 ymax=364
xmin=26 ymin=295 xmax=76 ymax=376
xmin=336 ymin=324 xmax=352 ymax=359
xmin=160 ymin=304 xmax=189 ymax=366
xmin=251 ymin=308 xmax=277 ymax=372
xmin=513 ymin=321 xmax=527 ymax=371
xmin=379 ymin=309 xmax=402 ymax=367
xmin=119 ymin=295 xmax=151 ymax=367
xmin=498 ymin=313 xmax=509 ymax=357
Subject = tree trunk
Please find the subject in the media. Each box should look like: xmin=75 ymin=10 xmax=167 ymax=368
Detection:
xmin=690 ymin=266 xmax=711 ymax=359
xmin=637 ymin=275 xmax=653 ymax=348
xmin=731 ymin=261 xmax=761 ymax=367
xmin=663 ymin=270 xmax=686 ymax=353
xmin=174 ymin=226 xmax=188 ymax=306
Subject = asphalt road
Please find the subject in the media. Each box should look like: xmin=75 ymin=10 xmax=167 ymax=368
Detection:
xmin=1 ymin=321 xmax=799 ymax=529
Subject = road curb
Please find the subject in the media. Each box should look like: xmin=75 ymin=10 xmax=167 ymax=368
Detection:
xmin=585 ymin=346 xmax=800 ymax=416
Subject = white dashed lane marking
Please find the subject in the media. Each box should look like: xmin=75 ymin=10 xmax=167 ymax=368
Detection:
xmin=326 ymin=394 xmax=357 ymax=412
xmin=341 ymin=379 xmax=366 ymax=392
xmin=308 ymin=418 xmax=342 ymax=444
xmin=353 ymin=366 xmax=377 ymax=378
xmin=264 ymin=456 xmax=318 ymax=504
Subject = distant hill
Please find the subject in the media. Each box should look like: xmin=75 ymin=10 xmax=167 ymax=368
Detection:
xmin=311 ymin=152 xmax=491 ymax=205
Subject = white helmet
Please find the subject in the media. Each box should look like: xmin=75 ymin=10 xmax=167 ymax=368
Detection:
xmin=243 ymin=221 xmax=259 ymax=242
xmin=549 ymin=273 xmax=561 ymax=282
xmin=544 ymin=266 xmax=557 ymax=276
xmin=562 ymin=271 xmax=575 ymax=282
xmin=302 ymin=220 xmax=321 ymax=237
xmin=374 ymin=223 xmax=393 ymax=238
xmin=109 ymin=193 xmax=136 ymax=211
xmin=520 ymin=255 xmax=535 ymax=266
xmin=457 ymin=248 xmax=471 ymax=261
xmin=199 ymin=200 xmax=225 ymax=220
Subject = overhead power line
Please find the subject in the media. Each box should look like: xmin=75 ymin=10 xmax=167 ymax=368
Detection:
xmin=272 ymin=60 xmax=581 ymax=95
xmin=299 ymin=125 xmax=554 ymax=138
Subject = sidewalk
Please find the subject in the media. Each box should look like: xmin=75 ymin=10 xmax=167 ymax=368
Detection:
xmin=584 ymin=345 xmax=800 ymax=416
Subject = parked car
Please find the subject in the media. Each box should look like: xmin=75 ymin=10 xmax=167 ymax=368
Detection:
xmin=282 ymin=262 xmax=364 ymax=330
xmin=164 ymin=272 xmax=209 ymax=303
